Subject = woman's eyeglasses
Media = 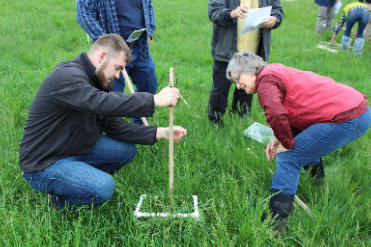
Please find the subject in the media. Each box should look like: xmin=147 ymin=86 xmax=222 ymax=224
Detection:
xmin=231 ymin=71 xmax=242 ymax=84
xmin=233 ymin=74 xmax=240 ymax=84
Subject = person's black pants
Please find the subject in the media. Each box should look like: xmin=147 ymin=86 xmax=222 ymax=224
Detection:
xmin=208 ymin=60 xmax=253 ymax=124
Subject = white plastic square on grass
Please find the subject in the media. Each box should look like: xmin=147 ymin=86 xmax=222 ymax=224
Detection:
xmin=134 ymin=194 xmax=200 ymax=221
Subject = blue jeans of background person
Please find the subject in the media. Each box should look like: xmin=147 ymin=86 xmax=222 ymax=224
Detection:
xmin=23 ymin=136 xmax=137 ymax=209
xmin=271 ymin=108 xmax=371 ymax=195
xmin=111 ymin=37 xmax=158 ymax=125
xmin=344 ymin=7 xmax=370 ymax=38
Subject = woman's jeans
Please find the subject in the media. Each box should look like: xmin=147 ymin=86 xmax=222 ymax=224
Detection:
xmin=23 ymin=136 xmax=137 ymax=209
xmin=344 ymin=7 xmax=370 ymax=38
xmin=272 ymin=108 xmax=371 ymax=195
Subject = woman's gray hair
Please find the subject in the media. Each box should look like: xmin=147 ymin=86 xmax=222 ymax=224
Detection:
xmin=226 ymin=52 xmax=267 ymax=82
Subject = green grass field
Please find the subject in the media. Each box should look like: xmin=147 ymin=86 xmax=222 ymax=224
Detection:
xmin=1 ymin=0 xmax=370 ymax=245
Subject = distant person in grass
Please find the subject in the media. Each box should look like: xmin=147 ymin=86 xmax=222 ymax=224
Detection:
xmin=331 ymin=0 xmax=370 ymax=55
xmin=19 ymin=34 xmax=187 ymax=209
xmin=77 ymin=0 xmax=158 ymax=125
xmin=227 ymin=51 xmax=371 ymax=236
xmin=315 ymin=0 xmax=338 ymax=35
xmin=207 ymin=0 xmax=284 ymax=126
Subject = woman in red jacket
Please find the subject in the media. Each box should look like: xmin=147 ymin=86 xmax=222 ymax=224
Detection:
xmin=227 ymin=51 xmax=370 ymax=235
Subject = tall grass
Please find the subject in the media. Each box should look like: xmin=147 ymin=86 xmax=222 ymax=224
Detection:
xmin=0 ymin=0 xmax=370 ymax=245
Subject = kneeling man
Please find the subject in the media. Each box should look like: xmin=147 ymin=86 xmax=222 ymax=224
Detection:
xmin=19 ymin=34 xmax=186 ymax=209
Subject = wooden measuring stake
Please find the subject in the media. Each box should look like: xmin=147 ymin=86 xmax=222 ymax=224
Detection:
xmin=122 ymin=69 xmax=150 ymax=126
xmin=169 ymin=67 xmax=174 ymax=194
xmin=295 ymin=195 xmax=314 ymax=218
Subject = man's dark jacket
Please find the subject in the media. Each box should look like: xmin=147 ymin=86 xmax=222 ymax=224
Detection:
xmin=19 ymin=52 xmax=157 ymax=173
xmin=208 ymin=0 xmax=284 ymax=62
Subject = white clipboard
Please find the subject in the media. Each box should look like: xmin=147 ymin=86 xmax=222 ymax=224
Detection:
xmin=240 ymin=6 xmax=272 ymax=34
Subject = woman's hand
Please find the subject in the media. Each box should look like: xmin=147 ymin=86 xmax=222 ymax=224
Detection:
xmin=266 ymin=138 xmax=290 ymax=162
xmin=156 ymin=126 xmax=187 ymax=142
xmin=331 ymin=34 xmax=337 ymax=44
xmin=266 ymin=138 xmax=279 ymax=162
xmin=276 ymin=143 xmax=289 ymax=154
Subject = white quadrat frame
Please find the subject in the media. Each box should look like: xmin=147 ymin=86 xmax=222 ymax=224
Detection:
xmin=134 ymin=194 xmax=200 ymax=220
xmin=133 ymin=67 xmax=199 ymax=221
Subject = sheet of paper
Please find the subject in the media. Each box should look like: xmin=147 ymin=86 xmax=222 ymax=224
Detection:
xmin=126 ymin=28 xmax=147 ymax=43
xmin=334 ymin=1 xmax=342 ymax=14
xmin=240 ymin=6 xmax=272 ymax=34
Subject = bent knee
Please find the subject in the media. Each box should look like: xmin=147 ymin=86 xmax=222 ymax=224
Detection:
xmin=124 ymin=144 xmax=137 ymax=164
xmin=93 ymin=175 xmax=115 ymax=205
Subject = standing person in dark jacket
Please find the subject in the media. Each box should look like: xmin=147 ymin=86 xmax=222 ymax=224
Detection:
xmin=76 ymin=0 xmax=158 ymax=125
xmin=207 ymin=0 xmax=284 ymax=126
xmin=227 ymin=51 xmax=370 ymax=237
xmin=19 ymin=34 xmax=187 ymax=209
xmin=315 ymin=0 xmax=338 ymax=35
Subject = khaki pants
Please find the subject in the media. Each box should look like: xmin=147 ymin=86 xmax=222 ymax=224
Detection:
xmin=316 ymin=5 xmax=335 ymax=34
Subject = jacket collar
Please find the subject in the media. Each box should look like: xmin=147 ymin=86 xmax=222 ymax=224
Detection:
xmin=78 ymin=52 xmax=109 ymax=92
xmin=255 ymin=65 xmax=267 ymax=88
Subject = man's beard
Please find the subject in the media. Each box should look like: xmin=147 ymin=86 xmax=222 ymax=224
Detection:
xmin=96 ymin=60 xmax=110 ymax=89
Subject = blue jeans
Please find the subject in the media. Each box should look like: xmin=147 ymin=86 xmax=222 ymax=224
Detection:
xmin=111 ymin=37 xmax=158 ymax=125
xmin=271 ymin=108 xmax=371 ymax=195
xmin=344 ymin=7 xmax=370 ymax=38
xmin=23 ymin=136 xmax=137 ymax=209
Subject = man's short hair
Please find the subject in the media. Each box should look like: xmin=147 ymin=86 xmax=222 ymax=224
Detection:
xmin=90 ymin=34 xmax=132 ymax=63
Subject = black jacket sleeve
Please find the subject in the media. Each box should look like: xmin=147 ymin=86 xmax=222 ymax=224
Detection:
xmin=269 ymin=0 xmax=284 ymax=30
xmin=104 ymin=117 xmax=158 ymax=145
xmin=208 ymin=0 xmax=235 ymax=27
xmin=48 ymin=66 xmax=155 ymax=118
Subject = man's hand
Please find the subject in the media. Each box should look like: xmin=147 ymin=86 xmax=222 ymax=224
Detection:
xmin=265 ymin=137 xmax=290 ymax=162
xmin=154 ymin=86 xmax=180 ymax=107
xmin=156 ymin=126 xmax=187 ymax=142
xmin=230 ymin=5 xmax=249 ymax=19
xmin=148 ymin=36 xmax=152 ymax=45
xmin=260 ymin=16 xmax=277 ymax=29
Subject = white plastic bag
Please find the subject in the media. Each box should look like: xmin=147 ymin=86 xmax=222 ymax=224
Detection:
xmin=244 ymin=122 xmax=274 ymax=144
